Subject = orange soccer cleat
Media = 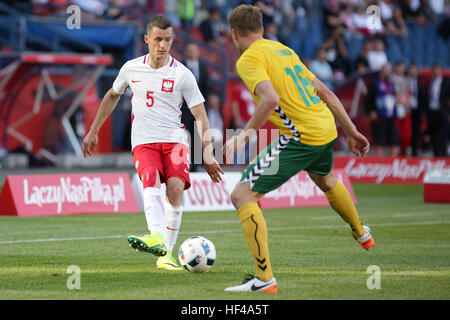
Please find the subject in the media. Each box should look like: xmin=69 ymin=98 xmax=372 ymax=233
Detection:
xmin=352 ymin=225 xmax=375 ymax=250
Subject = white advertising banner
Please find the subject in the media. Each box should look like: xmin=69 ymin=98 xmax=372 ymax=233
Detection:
xmin=131 ymin=172 xmax=241 ymax=212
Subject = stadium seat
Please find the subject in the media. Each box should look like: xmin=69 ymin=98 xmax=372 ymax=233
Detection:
xmin=425 ymin=23 xmax=438 ymax=66
xmin=386 ymin=35 xmax=399 ymax=65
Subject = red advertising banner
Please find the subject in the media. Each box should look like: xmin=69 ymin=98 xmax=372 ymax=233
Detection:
xmin=334 ymin=156 xmax=450 ymax=184
xmin=423 ymin=169 xmax=450 ymax=203
xmin=0 ymin=173 xmax=140 ymax=216
xmin=259 ymin=170 xmax=355 ymax=209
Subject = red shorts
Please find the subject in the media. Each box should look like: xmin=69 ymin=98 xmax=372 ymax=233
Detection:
xmin=132 ymin=143 xmax=191 ymax=189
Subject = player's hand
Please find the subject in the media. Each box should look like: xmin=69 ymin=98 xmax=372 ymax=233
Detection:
xmin=203 ymin=152 xmax=224 ymax=183
xmin=81 ymin=131 xmax=98 ymax=157
xmin=347 ymin=131 xmax=370 ymax=157
xmin=222 ymin=134 xmax=247 ymax=164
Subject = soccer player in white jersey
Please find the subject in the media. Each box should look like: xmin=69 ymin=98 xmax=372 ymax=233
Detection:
xmin=82 ymin=15 xmax=223 ymax=270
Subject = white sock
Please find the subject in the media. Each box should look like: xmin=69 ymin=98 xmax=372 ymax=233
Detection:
xmin=143 ymin=187 xmax=165 ymax=239
xmin=164 ymin=202 xmax=183 ymax=253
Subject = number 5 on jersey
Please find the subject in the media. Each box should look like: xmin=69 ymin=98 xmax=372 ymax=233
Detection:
xmin=146 ymin=90 xmax=154 ymax=107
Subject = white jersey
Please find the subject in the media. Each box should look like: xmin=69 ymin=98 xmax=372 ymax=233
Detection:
xmin=112 ymin=54 xmax=205 ymax=150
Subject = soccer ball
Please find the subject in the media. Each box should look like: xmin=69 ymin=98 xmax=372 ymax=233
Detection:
xmin=178 ymin=236 xmax=216 ymax=273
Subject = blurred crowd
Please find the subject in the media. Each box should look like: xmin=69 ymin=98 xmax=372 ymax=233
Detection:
xmin=179 ymin=0 xmax=450 ymax=158
xmin=2 ymin=0 xmax=449 ymax=159
xmin=365 ymin=62 xmax=448 ymax=157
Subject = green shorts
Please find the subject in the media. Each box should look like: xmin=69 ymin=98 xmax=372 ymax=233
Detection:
xmin=241 ymin=135 xmax=336 ymax=194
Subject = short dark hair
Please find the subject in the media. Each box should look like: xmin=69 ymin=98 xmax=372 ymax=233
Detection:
xmin=147 ymin=15 xmax=172 ymax=34
xmin=228 ymin=4 xmax=263 ymax=36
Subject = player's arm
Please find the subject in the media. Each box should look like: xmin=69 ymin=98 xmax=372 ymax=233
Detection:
xmin=224 ymin=80 xmax=279 ymax=156
xmin=190 ymin=103 xmax=224 ymax=183
xmin=243 ymin=80 xmax=279 ymax=134
xmin=82 ymin=88 xmax=121 ymax=157
xmin=312 ymin=77 xmax=370 ymax=157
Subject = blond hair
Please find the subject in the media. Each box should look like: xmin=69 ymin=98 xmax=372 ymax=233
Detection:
xmin=228 ymin=4 xmax=263 ymax=36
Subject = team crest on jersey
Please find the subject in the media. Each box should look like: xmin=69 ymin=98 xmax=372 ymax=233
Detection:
xmin=161 ymin=79 xmax=174 ymax=93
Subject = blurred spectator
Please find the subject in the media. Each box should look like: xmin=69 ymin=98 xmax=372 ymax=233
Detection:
xmin=178 ymin=0 xmax=196 ymax=31
xmin=275 ymin=0 xmax=296 ymax=44
xmin=354 ymin=40 xmax=372 ymax=73
xmin=264 ymin=23 xmax=279 ymax=42
xmin=425 ymin=64 xmax=449 ymax=156
xmin=230 ymin=82 xmax=257 ymax=164
xmin=181 ymin=41 xmax=210 ymax=171
xmin=254 ymin=0 xmax=275 ymax=27
xmin=392 ymin=61 xmax=412 ymax=155
xmin=230 ymin=82 xmax=255 ymax=131
xmin=206 ymin=94 xmax=224 ymax=153
xmin=199 ymin=7 xmax=221 ymax=43
xmin=437 ymin=15 xmax=450 ymax=40
xmin=365 ymin=63 xmax=400 ymax=156
xmin=399 ymin=0 xmax=420 ymax=22
xmin=31 ymin=0 xmax=67 ymax=16
xmin=415 ymin=10 xmax=429 ymax=27
xmin=310 ymin=47 xmax=334 ymax=90
xmin=323 ymin=1 xmax=346 ymax=37
xmin=385 ymin=6 xmax=409 ymax=37
xmin=385 ymin=6 xmax=409 ymax=66
xmin=321 ymin=26 xmax=351 ymax=75
xmin=379 ymin=0 xmax=395 ymax=21
xmin=406 ymin=64 xmax=422 ymax=156
xmin=367 ymin=39 xmax=388 ymax=71
xmin=292 ymin=0 xmax=308 ymax=32
xmin=73 ymin=0 xmax=108 ymax=18
xmin=103 ymin=0 xmax=125 ymax=21
xmin=417 ymin=0 xmax=439 ymax=23
xmin=351 ymin=3 xmax=372 ymax=36
xmin=340 ymin=3 xmax=356 ymax=33
xmin=429 ymin=0 xmax=445 ymax=17
xmin=183 ymin=42 xmax=209 ymax=97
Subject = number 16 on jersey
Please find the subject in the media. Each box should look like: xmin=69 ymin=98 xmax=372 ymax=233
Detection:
xmin=284 ymin=65 xmax=320 ymax=107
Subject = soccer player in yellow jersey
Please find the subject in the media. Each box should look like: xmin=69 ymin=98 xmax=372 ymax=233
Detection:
xmin=223 ymin=5 xmax=374 ymax=293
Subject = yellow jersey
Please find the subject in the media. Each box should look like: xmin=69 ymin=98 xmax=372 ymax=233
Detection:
xmin=236 ymin=39 xmax=337 ymax=146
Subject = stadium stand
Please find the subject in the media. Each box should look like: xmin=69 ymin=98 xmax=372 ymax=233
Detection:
xmin=0 ymin=0 xmax=449 ymax=169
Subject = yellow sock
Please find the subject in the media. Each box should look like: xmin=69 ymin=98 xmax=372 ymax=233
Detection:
xmin=325 ymin=181 xmax=366 ymax=237
xmin=237 ymin=202 xmax=273 ymax=282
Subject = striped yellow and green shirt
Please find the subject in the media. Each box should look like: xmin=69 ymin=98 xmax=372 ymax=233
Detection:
xmin=236 ymin=39 xmax=337 ymax=146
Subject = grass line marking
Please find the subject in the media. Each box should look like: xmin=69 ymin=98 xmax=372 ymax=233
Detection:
xmin=0 ymin=220 xmax=449 ymax=245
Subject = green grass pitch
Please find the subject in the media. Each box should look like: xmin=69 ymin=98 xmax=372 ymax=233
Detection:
xmin=0 ymin=184 xmax=449 ymax=300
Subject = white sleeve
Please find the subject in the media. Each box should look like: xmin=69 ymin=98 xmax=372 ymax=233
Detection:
xmin=112 ymin=63 xmax=129 ymax=95
xmin=182 ymin=70 xmax=205 ymax=108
